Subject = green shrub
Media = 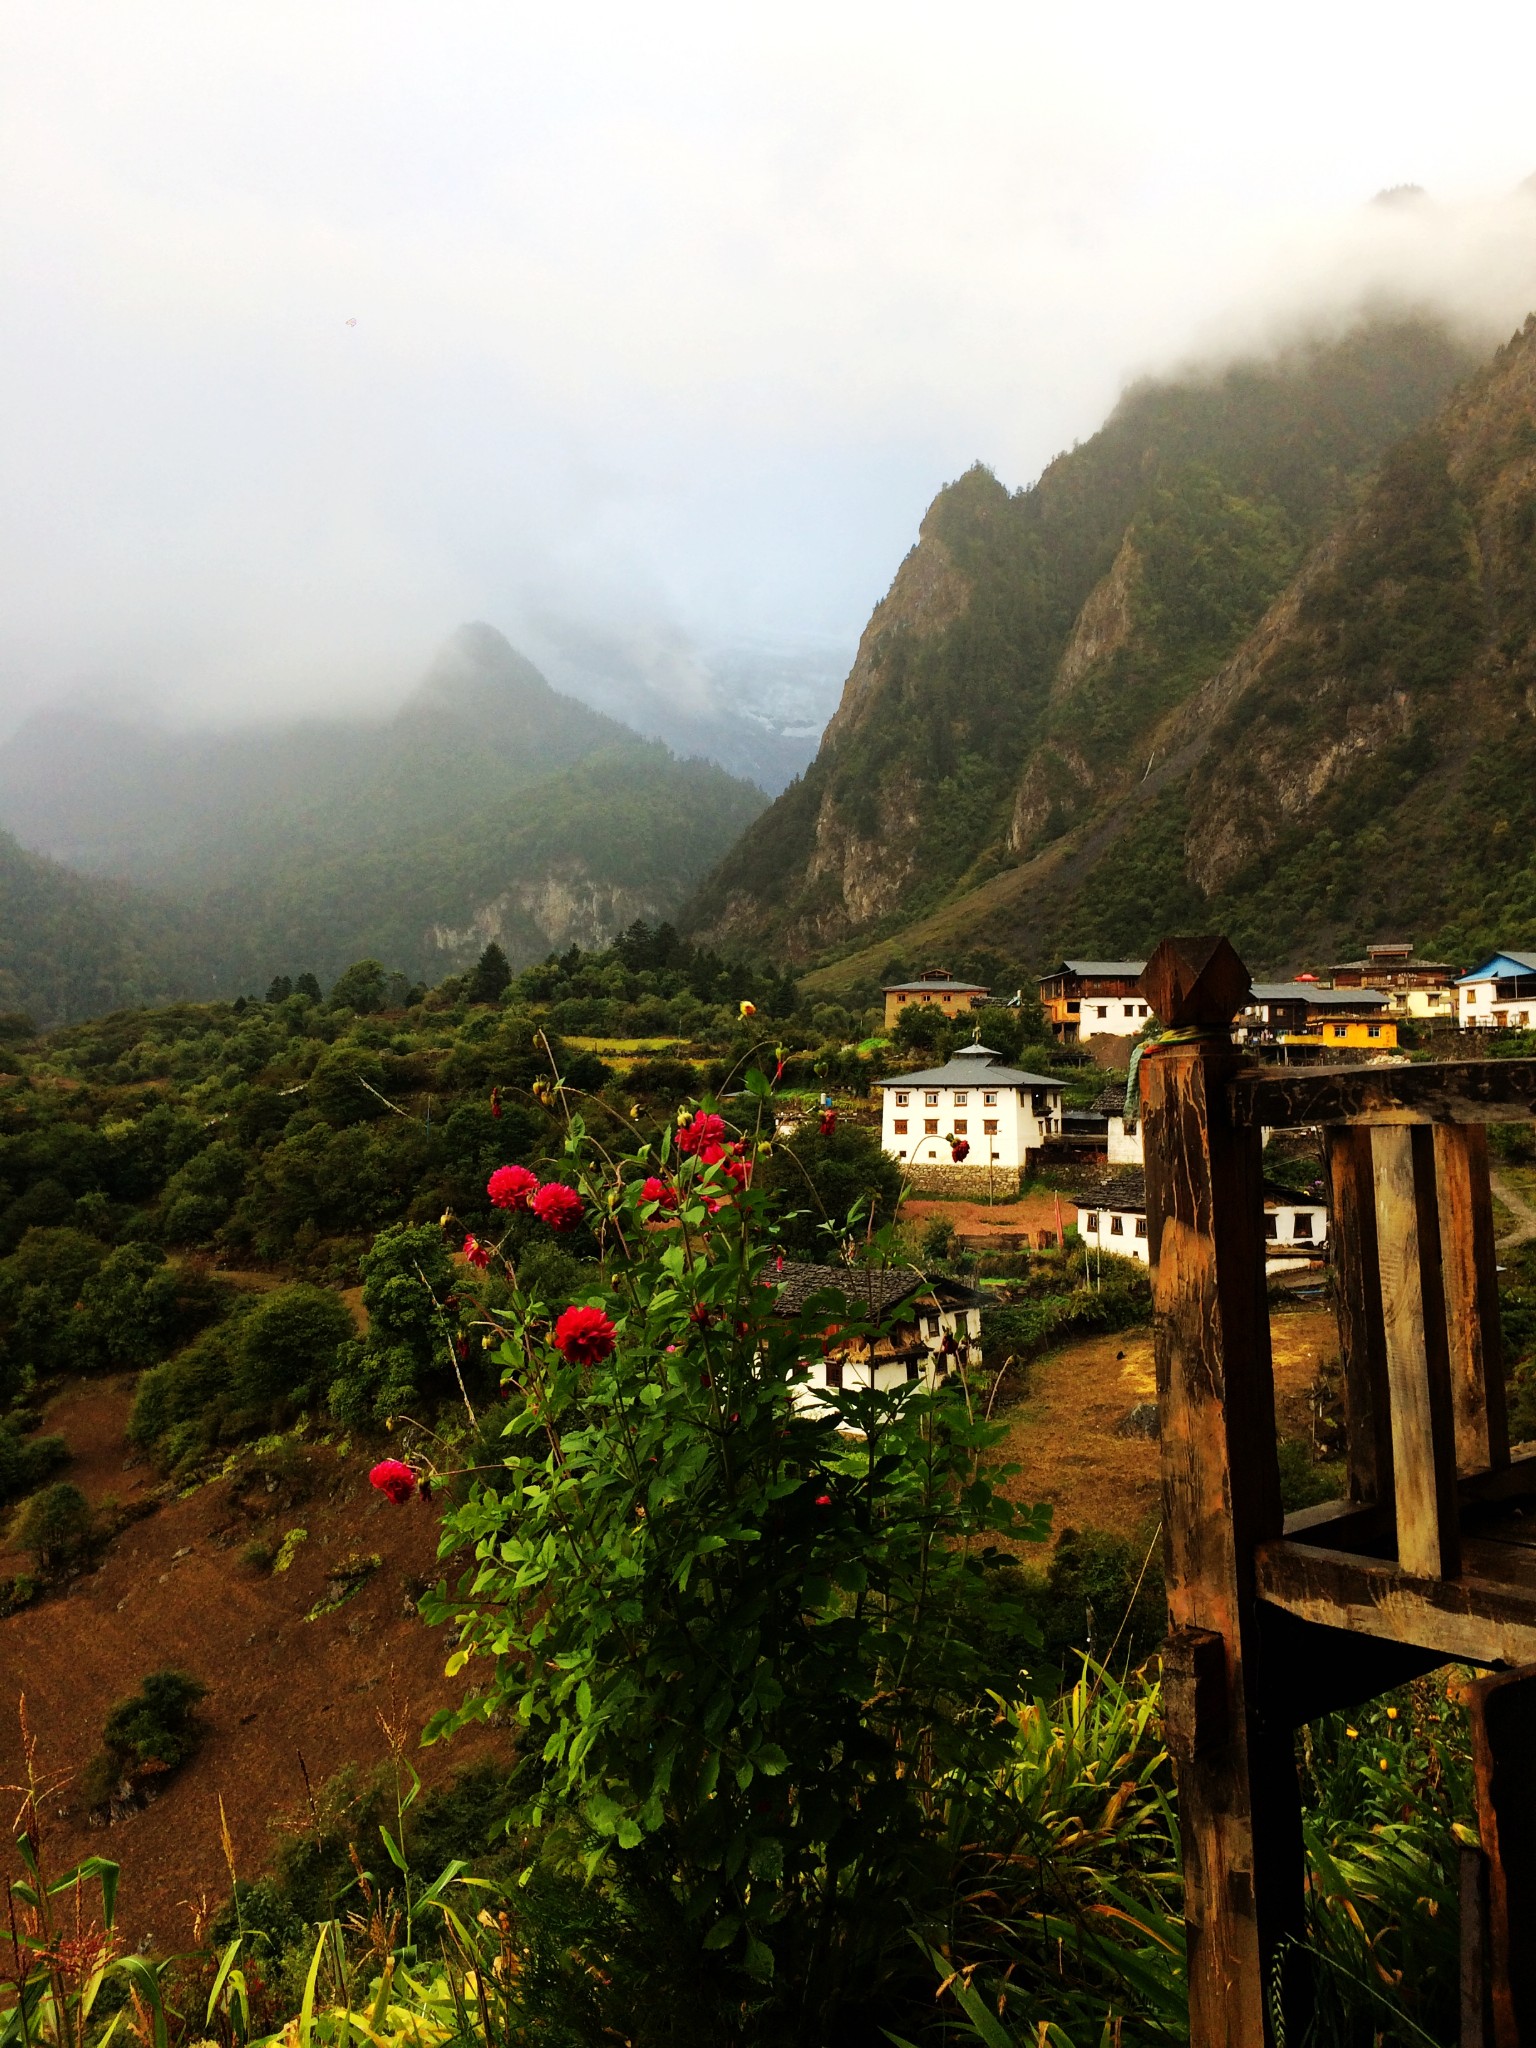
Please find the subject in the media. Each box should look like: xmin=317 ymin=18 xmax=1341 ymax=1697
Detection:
xmin=81 ymin=1669 xmax=206 ymax=1812
xmin=327 ymin=1222 xmax=457 ymax=1428
xmin=232 ymin=1283 xmax=356 ymax=1413
xmin=128 ymin=1311 xmax=251 ymax=1458
xmin=0 ymin=1423 xmax=67 ymax=1506
xmin=9 ymin=1480 xmax=91 ymax=1570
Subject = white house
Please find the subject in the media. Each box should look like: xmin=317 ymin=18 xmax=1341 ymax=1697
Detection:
xmin=773 ymin=1263 xmax=984 ymax=1424
xmin=1456 ymin=952 xmax=1536 ymax=1030
xmin=1038 ymin=961 xmax=1151 ymax=1042
xmin=878 ymin=1042 xmax=1065 ymax=1182
xmin=1093 ymin=1083 xmax=1144 ymax=1165
xmin=1076 ymin=1172 xmax=1328 ymax=1271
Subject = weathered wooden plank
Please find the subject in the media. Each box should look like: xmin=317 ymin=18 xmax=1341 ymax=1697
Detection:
xmin=1140 ymin=937 xmax=1301 ymax=2048
xmin=1232 ymin=1059 xmax=1536 ymax=1130
xmin=1324 ymin=1125 xmax=1394 ymax=1505
xmin=1254 ymin=1537 xmax=1536 ymax=1665
xmin=1372 ymin=1125 xmax=1461 ymax=1579
xmin=1434 ymin=1123 xmax=1511 ymax=1477
xmin=1462 ymin=1665 xmax=1536 ymax=2048
xmin=1277 ymin=1448 xmax=1536 ymax=1558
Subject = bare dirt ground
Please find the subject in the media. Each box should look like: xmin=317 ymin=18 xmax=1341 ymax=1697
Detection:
xmin=1 ymin=1381 xmax=500 ymax=1954
xmin=992 ymin=1307 xmax=1338 ymax=1545
xmin=901 ymin=1189 xmax=1081 ymax=1244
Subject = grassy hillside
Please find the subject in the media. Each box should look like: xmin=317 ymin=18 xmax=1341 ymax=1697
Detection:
xmin=684 ymin=316 xmax=1481 ymax=965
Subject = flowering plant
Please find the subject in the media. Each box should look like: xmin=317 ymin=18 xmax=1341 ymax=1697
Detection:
xmin=422 ymin=1080 xmax=1046 ymax=2004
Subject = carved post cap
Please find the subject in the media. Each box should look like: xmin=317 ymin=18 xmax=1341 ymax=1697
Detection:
xmin=1140 ymin=935 xmax=1251 ymax=1029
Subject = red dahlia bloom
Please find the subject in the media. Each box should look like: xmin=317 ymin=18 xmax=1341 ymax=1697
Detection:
xmin=532 ymin=1181 xmax=584 ymax=1231
xmin=370 ymin=1459 xmax=417 ymax=1505
xmin=462 ymin=1234 xmax=492 ymax=1269
xmin=639 ymin=1176 xmax=677 ymax=1210
xmin=677 ymin=1112 xmax=726 ymax=1156
xmin=487 ymin=1163 xmax=539 ymax=1211
xmin=697 ymin=1140 xmax=728 ymax=1166
xmin=553 ymin=1304 xmax=616 ymax=1366
xmin=819 ymin=1110 xmax=837 ymax=1136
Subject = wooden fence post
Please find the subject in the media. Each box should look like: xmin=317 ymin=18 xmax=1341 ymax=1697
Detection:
xmin=1139 ymin=937 xmax=1304 ymax=2048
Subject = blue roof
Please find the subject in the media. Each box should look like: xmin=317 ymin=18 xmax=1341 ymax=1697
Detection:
xmin=1455 ymin=952 xmax=1536 ymax=985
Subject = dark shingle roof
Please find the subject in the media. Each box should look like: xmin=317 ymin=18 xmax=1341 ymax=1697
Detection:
xmin=883 ymin=978 xmax=989 ymax=994
xmin=771 ymin=1263 xmax=983 ymax=1316
xmin=1077 ymin=1172 xmax=1146 ymax=1213
xmin=1041 ymin=960 xmax=1147 ymax=979
xmin=881 ymin=1047 xmax=1063 ymax=1089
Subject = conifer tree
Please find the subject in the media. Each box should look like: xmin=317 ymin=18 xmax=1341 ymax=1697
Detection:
xmin=466 ymin=940 xmax=512 ymax=1005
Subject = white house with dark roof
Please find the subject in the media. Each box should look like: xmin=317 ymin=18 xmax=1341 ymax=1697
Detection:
xmin=878 ymin=1042 xmax=1065 ymax=1181
xmin=1076 ymin=1172 xmax=1328 ymax=1271
xmin=1456 ymin=951 xmax=1536 ymax=1029
xmin=772 ymin=1263 xmax=984 ymax=1423
xmin=1038 ymin=960 xmax=1151 ymax=1042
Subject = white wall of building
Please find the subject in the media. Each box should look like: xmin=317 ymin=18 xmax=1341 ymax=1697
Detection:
xmin=1106 ymin=1117 xmax=1144 ymax=1166
xmin=1077 ymin=996 xmax=1153 ymax=1040
xmin=880 ymin=1080 xmax=1060 ymax=1168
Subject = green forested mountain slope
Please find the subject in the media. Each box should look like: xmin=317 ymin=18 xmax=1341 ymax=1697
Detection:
xmin=683 ymin=317 xmax=1481 ymax=964
xmin=0 ymin=830 xmax=199 ymax=1027
xmin=0 ymin=626 xmax=766 ymax=1015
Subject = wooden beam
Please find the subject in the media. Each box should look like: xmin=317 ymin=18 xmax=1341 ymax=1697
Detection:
xmin=1140 ymin=985 xmax=1302 ymax=2048
xmin=1433 ymin=1123 xmax=1510 ymax=1477
xmin=1254 ymin=1537 xmax=1536 ymax=1665
xmin=1372 ymin=1125 xmax=1461 ymax=1578
xmin=1232 ymin=1059 xmax=1536 ymax=1131
xmin=1276 ymin=1447 xmax=1536 ymax=1558
xmin=1463 ymin=1665 xmax=1536 ymax=2048
xmin=1324 ymin=1125 xmax=1394 ymax=1505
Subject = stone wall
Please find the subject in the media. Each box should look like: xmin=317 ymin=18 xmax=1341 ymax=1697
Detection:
xmin=904 ymin=1163 xmax=1022 ymax=1197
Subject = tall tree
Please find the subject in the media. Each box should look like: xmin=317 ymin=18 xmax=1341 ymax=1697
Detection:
xmin=466 ymin=940 xmax=512 ymax=1006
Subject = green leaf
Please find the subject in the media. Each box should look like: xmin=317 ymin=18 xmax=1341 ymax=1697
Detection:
xmin=702 ymin=1916 xmax=740 ymax=1951
xmin=754 ymin=1743 xmax=789 ymax=1776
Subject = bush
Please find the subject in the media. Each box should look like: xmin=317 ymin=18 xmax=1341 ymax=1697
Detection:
xmin=10 ymin=1480 xmax=91 ymax=1570
xmin=128 ymin=1310 xmax=252 ymax=1460
xmin=81 ymin=1669 xmax=207 ymax=1813
xmin=754 ymin=1119 xmax=904 ymax=1259
xmin=0 ymin=1423 xmax=68 ymax=1507
xmin=233 ymin=1283 xmax=357 ymax=1414
xmin=327 ymin=1222 xmax=458 ymax=1429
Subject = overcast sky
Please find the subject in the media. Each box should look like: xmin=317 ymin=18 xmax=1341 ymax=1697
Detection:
xmin=5 ymin=0 xmax=1536 ymax=736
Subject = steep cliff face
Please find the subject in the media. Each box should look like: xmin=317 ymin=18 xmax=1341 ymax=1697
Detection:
xmin=789 ymin=310 xmax=1536 ymax=986
xmin=685 ymin=316 xmax=1478 ymax=960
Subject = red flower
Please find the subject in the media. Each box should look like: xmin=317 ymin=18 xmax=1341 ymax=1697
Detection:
xmin=951 ymin=1139 xmax=970 ymax=1162
xmin=724 ymin=1155 xmax=752 ymax=1192
xmin=815 ymin=1494 xmax=832 ymax=1507
xmin=553 ymin=1304 xmax=616 ymax=1366
xmin=462 ymin=1234 xmax=492 ymax=1269
xmin=490 ymin=1086 xmax=502 ymax=1120
xmin=772 ymin=1058 xmax=786 ymax=1085
xmin=697 ymin=1140 xmax=728 ymax=1166
xmin=488 ymin=1164 xmax=538 ymax=1211
xmin=689 ymin=1303 xmax=716 ymax=1326
xmin=677 ymin=1112 xmax=726 ymax=1156
xmin=819 ymin=1110 xmax=837 ymax=1136
xmin=533 ymin=1181 xmax=584 ymax=1231
xmin=370 ymin=1459 xmax=416 ymax=1505
xmin=639 ymin=1176 xmax=678 ymax=1210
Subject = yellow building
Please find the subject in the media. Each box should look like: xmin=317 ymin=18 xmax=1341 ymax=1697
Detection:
xmin=1238 ymin=982 xmax=1398 ymax=1050
xmin=882 ymin=970 xmax=989 ymax=1033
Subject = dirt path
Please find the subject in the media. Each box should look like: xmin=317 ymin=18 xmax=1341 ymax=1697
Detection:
xmin=1491 ymin=1170 xmax=1536 ymax=1249
xmin=992 ymin=1307 xmax=1338 ymax=1544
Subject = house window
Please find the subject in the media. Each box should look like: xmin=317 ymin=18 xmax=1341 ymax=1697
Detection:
xmin=954 ymin=1091 xmax=968 ymax=1105
xmin=924 ymin=1119 xmax=938 ymax=1135
xmin=1123 ymin=1004 xmax=1135 ymax=1018
xmin=824 ymin=1357 xmax=844 ymax=1390
xmin=895 ymin=1091 xmax=910 ymax=1106
xmin=893 ymin=1118 xmax=908 ymax=1135
xmin=1263 ymin=1214 xmax=1278 ymax=1240
xmin=1083 ymin=1212 xmax=1098 ymax=1231
xmin=1332 ymin=1025 xmax=1346 ymax=1039
xmin=1293 ymin=1213 xmax=1315 ymax=1240
xmin=1066 ymin=1000 xmax=1080 ymax=1013
xmin=925 ymin=1091 xmax=939 ymax=1106
xmin=983 ymin=1118 xmax=998 ymax=1135
xmin=983 ymin=1090 xmax=998 ymax=1106
xmin=1135 ymin=1218 xmax=1147 ymax=1238
xmin=953 ymin=1119 xmax=967 ymax=1135
xmin=1096 ymin=1006 xmax=1108 ymax=1019
xmin=1139 ymin=1004 xmax=1149 ymax=1016
xmin=1110 ymin=1215 xmax=1124 ymax=1235
xmin=1368 ymin=1025 xmax=1381 ymax=1038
